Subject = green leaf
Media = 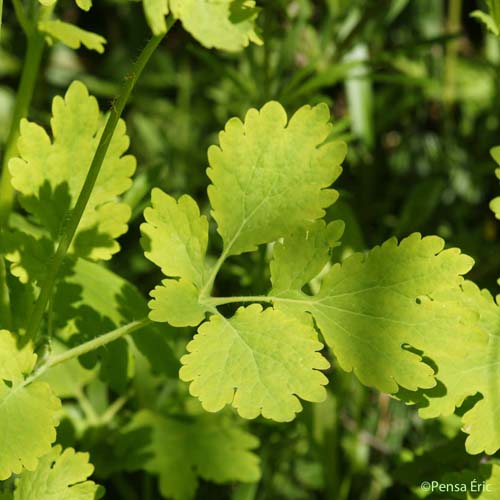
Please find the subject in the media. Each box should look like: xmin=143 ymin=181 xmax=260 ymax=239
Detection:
xmin=38 ymin=344 xmax=96 ymax=399
xmin=9 ymin=81 xmax=136 ymax=261
xmin=470 ymin=10 xmax=500 ymax=36
xmin=38 ymin=0 xmax=92 ymax=11
xmin=142 ymin=0 xmax=169 ymax=36
xmin=119 ymin=409 xmax=259 ymax=500
xmin=13 ymin=445 xmax=103 ymax=500
xmin=38 ymin=20 xmax=106 ymax=53
xmin=0 ymin=330 xmax=61 ymax=480
xmin=53 ymin=258 xmax=178 ymax=393
xmin=180 ymin=305 xmax=329 ymax=421
xmin=141 ymin=189 xmax=208 ymax=287
xmin=270 ymin=220 xmax=344 ymax=293
xmin=208 ymin=102 xmax=346 ymax=256
xmin=415 ymin=281 xmax=500 ymax=455
xmin=490 ymin=146 xmax=500 ymax=219
xmin=169 ymin=0 xmax=262 ymax=52
xmin=271 ymin=233 xmax=476 ymax=395
xmin=149 ymin=279 xmax=209 ymax=326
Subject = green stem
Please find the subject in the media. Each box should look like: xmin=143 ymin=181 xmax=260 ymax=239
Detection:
xmin=443 ymin=0 xmax=462 ymax=107
xmin=0 ymin=0 xmax=4 ymax=42
xmin=0 ymin=29 xmax=45 ymax=225
xmin=207 ymin=295 xmax=273 ymax=306
xmin=30 ymin=318 xmax=151 ymax=383
xmin=24 ymin=19 xmax=175 ymax=341
xmin=0 ymin=257 xmax=12 ymax=329
xmin=11 ymin=0 xmax=30 ymax=35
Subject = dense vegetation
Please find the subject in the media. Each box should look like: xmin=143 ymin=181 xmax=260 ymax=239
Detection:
xmin=1 ymin=1 xmax=500 ymax=499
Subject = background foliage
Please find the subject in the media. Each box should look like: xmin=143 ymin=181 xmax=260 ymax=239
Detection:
xmin=1 ymin=0 xmax=500 ymax=499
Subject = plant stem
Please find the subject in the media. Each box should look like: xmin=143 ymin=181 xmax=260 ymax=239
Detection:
xmin=0 ymin=0 xmax=3 ymax=42
xmin=0 ymin=28 xmax=45 ymax=225
xmin=0 ymin=257 xmax=12 ymax=329
xmin=30 ymin=318 xmax=151 ymax=383
xmin=207 ymin=295 xmax=273 ymax=306
xmin=11 ymin=0 xmax=30 ymax=35
xmin=24 ymin=18 xmax=175 ymax=342
xmin=443 ymin=0 xmax=462 ymax=107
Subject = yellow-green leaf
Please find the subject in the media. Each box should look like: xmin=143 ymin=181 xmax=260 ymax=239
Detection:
xmin=0 ymin=330 xmax=61 ymax=480
xmin=180 ymin=305 xmax=329 ymax=421
xmin=13 ymin=445 xmax=103 ymax=500
xmin=39 ymin=20 xmax=106 ymax=53
xmin=208 ymin=102 xmax=345 ymax=256
xmin=9 ymin=81 xmax=136 ymax=261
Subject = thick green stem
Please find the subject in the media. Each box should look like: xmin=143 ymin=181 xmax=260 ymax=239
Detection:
xmin=0 ymin=30 xmax=45 ymax=225
xmin=24 ymin=19 xmax=175 ymax=342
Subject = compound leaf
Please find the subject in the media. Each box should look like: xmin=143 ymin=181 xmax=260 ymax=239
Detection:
xmin=208 ymin=102 xmax=345 ymax=256
xmin=9 ymin=81 xmax=136 ymax=261
xmin=13 ymin=445 xmax=103 ymax=500
xmin=141 ymin=189 xmax=208 ymax=287
xmin=0 ymin=330 xmax=61 ymax=480
xmin=119 ymin=409 xmax=259 ymax=500
xmin=271 ymin=233 xmax=477 ymax=395
xmin=38 ymin=20 xmax=106 ymax=53
xmin=180 ymin=304 xmax=329 ymax=421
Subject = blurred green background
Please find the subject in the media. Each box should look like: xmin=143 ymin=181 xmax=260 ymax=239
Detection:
xmin=1 ymin=1 xmax=500 ymax=499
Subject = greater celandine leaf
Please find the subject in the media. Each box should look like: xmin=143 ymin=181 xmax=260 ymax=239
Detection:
xmin=141 ymin=189 xmax=211 ymax=326
xmin=119 ymin=409 xmax=260 ymax=500
xmin=415 ymin=281 xmax=500 ymax=455
xmin=13 ymin=445 xmax=103 ymax=500
xmin=180 ymin=305 xmax=330 ymax=421
xmin=9 ymin=81 xmax=136 ymax=261
xmin=208 ymin=101 xmax=346 ymax=256
xmin=270 ymin=232 xmax=480 ymax=395
xmin=490 ymin=146 xmax=500 ymax=218
xmin=0 ymin=330 xmax=61 ymax=480
xmin=39 ymin=0 xmax=92 ymax=10
xmin=142 ymin=0 xmax=262 ymax=52
xmin=38 ymin=20 xmax=107 ymax=53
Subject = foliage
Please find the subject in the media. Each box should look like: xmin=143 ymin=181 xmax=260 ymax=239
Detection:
xmin=1 ymin=1 xmax=500 ymax=499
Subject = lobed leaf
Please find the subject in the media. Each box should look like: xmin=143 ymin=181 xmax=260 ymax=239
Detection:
xmin=141 ymin=189 xmax=208 ymax=287
xmin=169 ymin=0 xmax=262 ymax=52
xmin=142 ymin=0 xmax=170 ymax=36
xmin=13 ymin=445 xmax=103 ymax=500
xmin=39 ymin=0 xmax=92 ymax=10
xmin=119 ymin=409 xmax=259 ymax=500
xmin=39 ymin=20 xmax=107 ymax=53
xmin=490 ymin=146 xmax=500 ymax=219
xmin=208 ymin=101 xmax=345 ymax=256
xmin=416 ymin=281 xmax=500 ymax=455
xmin=271 ymin=232 xmax=479 ymax=395
xmin=0 ymin=331 xmax=61 ymax=480
xmin=180 ymin=305 xmax=330 ymax=421
xmin=9 ymin=81 xmax=136 ymax=261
